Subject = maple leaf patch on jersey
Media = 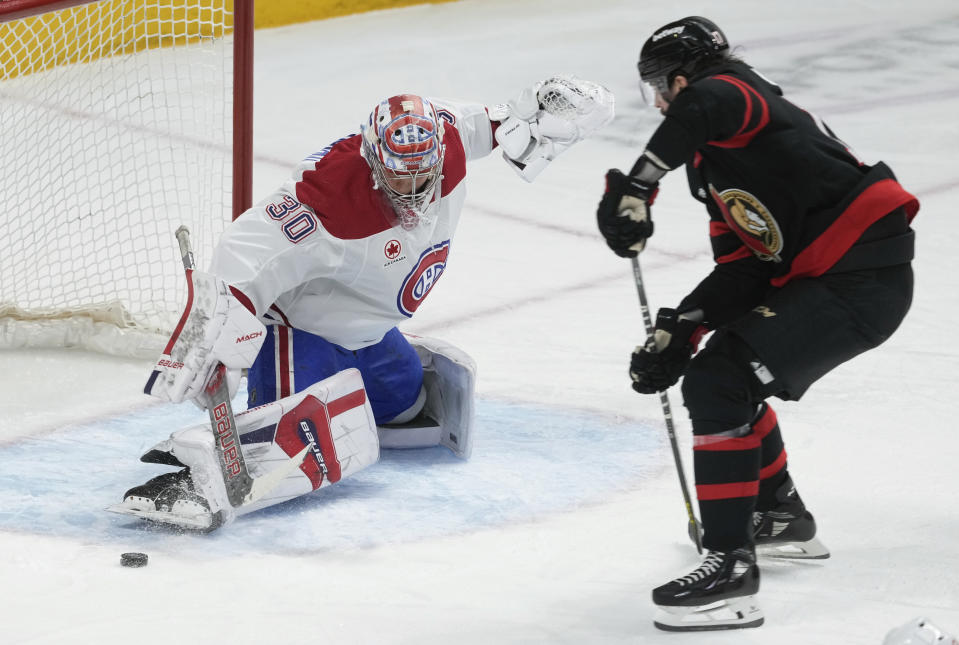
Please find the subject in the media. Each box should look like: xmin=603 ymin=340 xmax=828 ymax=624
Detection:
xmin=384 ymin=239 xmax=402 ymax=260
xmin=397 ymin=240 xmax=450 ymax=317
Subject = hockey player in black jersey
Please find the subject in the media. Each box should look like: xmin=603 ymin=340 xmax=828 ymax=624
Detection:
xmin=596 ymin=16 xmax=918 ymax=631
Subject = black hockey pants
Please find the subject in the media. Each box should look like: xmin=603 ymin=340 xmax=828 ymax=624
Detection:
xmin=681 ymin=262 xmax=913 ymax=552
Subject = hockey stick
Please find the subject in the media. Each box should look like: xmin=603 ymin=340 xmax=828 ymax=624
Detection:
xmin=630 ymin=256 xmax=703 ymax=554
xmin=174 ymin=226 xmax=311 ymax=509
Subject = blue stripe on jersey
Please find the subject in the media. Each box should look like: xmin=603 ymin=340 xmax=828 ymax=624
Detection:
xmin=303 ymin=134 xmax=356 ymax=163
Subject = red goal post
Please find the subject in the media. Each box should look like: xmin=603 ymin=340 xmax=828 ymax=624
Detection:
xmin=0 ymin=0 xmax=253 ymax=357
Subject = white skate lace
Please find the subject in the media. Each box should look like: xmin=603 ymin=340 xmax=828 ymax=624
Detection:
xmin=676 ymin=552 xmax=725 ymax=586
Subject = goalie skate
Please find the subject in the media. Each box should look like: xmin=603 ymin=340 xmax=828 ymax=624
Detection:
xmin=652 ymin=548 xmax=764 ymax=632
xmin=754 ymin=475 xmax=830 ymax=560
xmin=108 ymin=468 xmax=222 ymax=532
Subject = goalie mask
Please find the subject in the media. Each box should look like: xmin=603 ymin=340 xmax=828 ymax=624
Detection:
xmin=361 ymin=94 xmax=446 ymax=229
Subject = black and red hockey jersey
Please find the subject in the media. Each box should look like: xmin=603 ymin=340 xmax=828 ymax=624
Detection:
xmin=645 ymin=61 xmax=919 ymax=327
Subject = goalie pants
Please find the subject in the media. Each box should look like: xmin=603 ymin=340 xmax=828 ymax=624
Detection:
xmin=682 ymin=262 xmax=913 ymax=552
xmin=246 ymin=325 xmax=423 ymax=426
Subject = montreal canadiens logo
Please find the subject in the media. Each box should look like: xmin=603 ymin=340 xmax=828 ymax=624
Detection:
xmin=388 ymin=118 xmax=435 ymax=148
xmin=384 ymin=239 xmax=401 ymax=259
xmin=397 ymin=241 xmax=450 ymax=317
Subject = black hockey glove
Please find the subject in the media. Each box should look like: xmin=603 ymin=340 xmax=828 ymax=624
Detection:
xmin=596 ymin=168 xmax=657 ymax=258
xmin=630 ymin=308 xmax=706 ymax=394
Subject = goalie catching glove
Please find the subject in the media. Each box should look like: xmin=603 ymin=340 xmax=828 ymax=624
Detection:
xmin=492 ymin=75 xmax=615 ymax=182
xmin=631 ymin=308 xmax=706 ymax=394
xmin=144 ymin=269 xmax=266 ymax=408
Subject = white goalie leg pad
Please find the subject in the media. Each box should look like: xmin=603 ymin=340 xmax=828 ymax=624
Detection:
xmin=146 ymin=368 xmax=380 ymax=524
xmin=377 ymin=334 xmax=476 ymax=459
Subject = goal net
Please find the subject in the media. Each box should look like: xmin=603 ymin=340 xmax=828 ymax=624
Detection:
xmin=0 ymin=0 xmax=253 ymax=358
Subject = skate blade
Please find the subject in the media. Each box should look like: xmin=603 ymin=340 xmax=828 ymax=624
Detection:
xmin=107 ymin=503 xmax=214 ymax=532
xmin=757 ymin=536 xmax=830 ymax=560
xmin=654 ymin=595 xmax=764 ymax=631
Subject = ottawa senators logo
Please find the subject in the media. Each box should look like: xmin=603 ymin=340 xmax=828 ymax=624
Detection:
xmin=709 ymin=185 xmax=783 ymax=262
xmin=397 ymin=240 xmax=450 ymax=317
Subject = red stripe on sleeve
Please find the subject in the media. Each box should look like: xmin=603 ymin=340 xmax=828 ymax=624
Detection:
xmin=709 ymin=184 xmax=758 ymax=264
xmin=229 ymin=286 xmax=256 ymax=315
xmin=716 ymin=246 xmax=753 ymax=264
xmin=710 ymin=220 xmax=732 ymax=236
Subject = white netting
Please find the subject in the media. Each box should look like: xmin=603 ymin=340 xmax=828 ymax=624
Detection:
xmin=0 ymin=0 xmax=237 ymax=357
xmin=537 ymin=75 xmax=615 ymax=129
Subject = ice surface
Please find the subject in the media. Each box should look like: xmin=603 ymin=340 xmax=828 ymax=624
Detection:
xmin=1 ymin=1 xmax=957 ymax=643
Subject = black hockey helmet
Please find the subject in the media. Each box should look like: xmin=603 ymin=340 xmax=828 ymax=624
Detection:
xmin=638 ymin=16 xmax=729 ymax=96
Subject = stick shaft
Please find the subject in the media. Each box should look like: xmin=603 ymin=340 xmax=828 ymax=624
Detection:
xmin=174 ymin=227 xmax=253 ymax=507
xmin=630 ymin=257 xmax=703 ymax=553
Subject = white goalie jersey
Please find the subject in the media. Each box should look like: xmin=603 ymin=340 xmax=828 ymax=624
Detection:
xmin=115 ymin=79 xmax=613 ymax=531
xmin=209 ymin=99 xmax=497 ymax=350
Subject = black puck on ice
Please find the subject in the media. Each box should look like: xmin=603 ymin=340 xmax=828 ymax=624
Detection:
xmin=120 ymin=552 xmax=148 ymax=568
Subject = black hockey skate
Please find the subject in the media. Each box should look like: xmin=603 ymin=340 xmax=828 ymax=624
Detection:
xmin=652 ymin=547 xmax=764 ymax=631
xmin=108 ymin=468 xmax=221 ymax=532
xmin=754 ymin=475 xmax=829 ymax=559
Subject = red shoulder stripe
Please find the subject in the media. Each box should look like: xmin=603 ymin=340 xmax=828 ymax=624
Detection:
xmin=707 ymin=75 xmax=770 ymax=149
